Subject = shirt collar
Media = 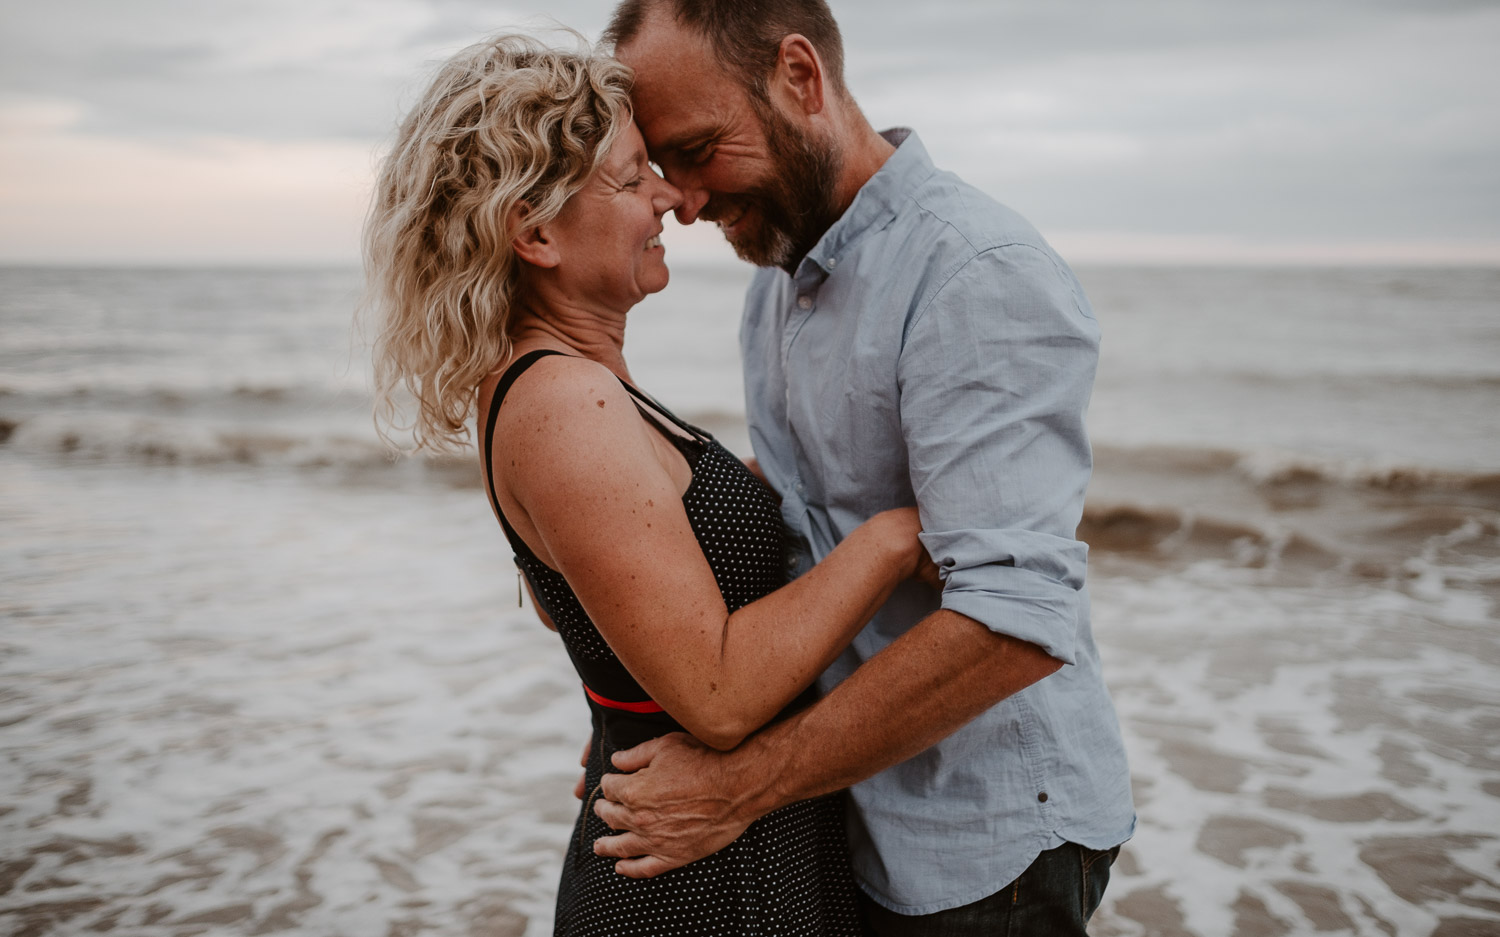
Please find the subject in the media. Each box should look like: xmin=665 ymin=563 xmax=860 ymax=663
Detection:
xmin=794 ymin=128 xmax=934 ymax=281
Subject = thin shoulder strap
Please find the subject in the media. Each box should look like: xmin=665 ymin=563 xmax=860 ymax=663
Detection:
xmin=482 ymin=349 xmax=569 ymax=558
xmin=618 ymin=382 xmax=709 ymax=448
xmin=481 ymin=349 xmax=707 ymax=556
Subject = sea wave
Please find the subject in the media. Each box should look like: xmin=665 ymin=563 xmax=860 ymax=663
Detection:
xmin=9 ymin=367 xmax=1498 ymax=407
xmin=4 ymin=412 xmax=1495 ymax=578
xmin=5 ymin=412 xmax=1497 ymax=495
xmin=5 ymin=412 xmax=376 ymax=465
xmin=0 ymin=377 xmax=363 ymax=405
xmin=1080 ymin=500 xmax=1500 ymax=595
xmin=1095 ymin=443 xmax=1500 ymax=497
xmin=1098 ymin=367 xmax=1500 ymax=392
xmin=1086 ymin=442 xmax=1500 ymax=577
xmin=0 ymin=412 xmax=478 ymax=488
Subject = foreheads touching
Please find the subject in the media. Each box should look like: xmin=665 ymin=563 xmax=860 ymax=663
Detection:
xmin=603 ymin=0 xmax=851 ymax=270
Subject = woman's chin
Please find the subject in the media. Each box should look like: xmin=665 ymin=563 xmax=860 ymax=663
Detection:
xmin=643 ymin=266 xmax=671 ymax=296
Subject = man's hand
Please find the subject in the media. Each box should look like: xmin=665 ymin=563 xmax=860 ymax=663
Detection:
xmin=592 ymin=732 xmax=764 ymax=878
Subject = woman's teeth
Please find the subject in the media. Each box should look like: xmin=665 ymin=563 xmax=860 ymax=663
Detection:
xmin=645 ymin=235 xmax=662 ymax=250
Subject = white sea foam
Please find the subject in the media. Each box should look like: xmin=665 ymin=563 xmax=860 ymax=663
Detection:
xmin=1087 ymin=565 xmax=1500 ymax=936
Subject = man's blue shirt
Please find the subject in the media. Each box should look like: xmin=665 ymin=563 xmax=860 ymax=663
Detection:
xmin=740 ymin=129 xmax=1135 ymax=915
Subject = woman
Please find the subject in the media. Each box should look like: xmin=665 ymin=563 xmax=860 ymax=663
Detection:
xmin=364 ymin=34 xmax=930 ymax=935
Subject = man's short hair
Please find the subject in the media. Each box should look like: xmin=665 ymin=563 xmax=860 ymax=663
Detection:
xmin=603 ymin=0 xmax=847 ymax=102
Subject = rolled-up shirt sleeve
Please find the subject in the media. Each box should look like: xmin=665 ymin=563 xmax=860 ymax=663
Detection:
xmin=898 ymin=243 xmax=1100 ymax=665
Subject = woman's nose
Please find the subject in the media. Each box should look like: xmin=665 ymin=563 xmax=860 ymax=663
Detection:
xmin=654 ymin=175 xmax=684 ymax=214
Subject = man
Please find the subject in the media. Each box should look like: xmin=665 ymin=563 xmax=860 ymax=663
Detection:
xmin=593 ymin=1 xmax=1135 ymax=932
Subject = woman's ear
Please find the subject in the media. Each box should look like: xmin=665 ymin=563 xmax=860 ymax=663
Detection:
xmin=510 ymin=203 xmax=560 ymax=269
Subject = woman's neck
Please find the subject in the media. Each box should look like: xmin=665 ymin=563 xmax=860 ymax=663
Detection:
xmin=506 ymin=295 xmax=632 ymax=384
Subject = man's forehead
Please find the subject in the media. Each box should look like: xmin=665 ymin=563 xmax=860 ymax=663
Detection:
xmin=620 ymin=16 xmax=726 ymax=105
xmin=618 ymin=24 xmax=747 ymax=149
xmin=614 ymin=4 xmax=709 ymax=68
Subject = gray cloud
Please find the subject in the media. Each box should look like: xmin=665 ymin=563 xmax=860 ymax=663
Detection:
xmin=1 ymin=0 xmax=1497 ymax=252
xmin=844 ymin=2 xmax=1500 ymax=243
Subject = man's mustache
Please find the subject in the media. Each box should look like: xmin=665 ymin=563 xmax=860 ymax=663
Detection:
xmin=698 ymin=197 xmax=750 ymax=225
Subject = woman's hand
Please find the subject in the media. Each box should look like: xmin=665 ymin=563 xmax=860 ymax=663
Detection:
xmin=866 ymin=508 xmax=941 ymax=588
xmin=913 ymin=548 xmax=943 ymax=591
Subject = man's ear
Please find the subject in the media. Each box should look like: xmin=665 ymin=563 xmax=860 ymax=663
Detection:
xmin=509 ymin=203 xmax=560 ymax=269
xmin=771 ymin=34 xmax=825 ymax=118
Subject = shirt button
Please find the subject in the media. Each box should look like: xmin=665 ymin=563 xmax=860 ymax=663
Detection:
xmin=1037 ymin=792 xmax=1049 ymax=803
xmin=797 ymin=295 xmax=812 ymax=310
xmin=826 ymin=257 xmax=838 ymax=270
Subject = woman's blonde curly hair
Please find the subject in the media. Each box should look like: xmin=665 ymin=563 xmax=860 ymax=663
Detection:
xmin=364 ymin=33 xmax=633 ymax=452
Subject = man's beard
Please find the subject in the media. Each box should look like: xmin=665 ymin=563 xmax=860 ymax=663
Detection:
xmin=702 ymin=105 xmax=842 ymax=272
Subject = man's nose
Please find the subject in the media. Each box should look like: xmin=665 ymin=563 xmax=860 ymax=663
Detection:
xmin=672 ymin=184 xmax=710 ymax=225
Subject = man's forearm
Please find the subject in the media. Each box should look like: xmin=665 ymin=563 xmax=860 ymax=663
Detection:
xmin=736 ymin=607 xmax=1063 ymax=817
xmin=590 ymin=606 xmax=1064 ymax=877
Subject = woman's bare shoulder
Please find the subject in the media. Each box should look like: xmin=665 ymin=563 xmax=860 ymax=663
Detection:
xmin=492 ymin=354 xmax=635 ymax=433
xmin=488 ymin=354 xmax=655 ymax=490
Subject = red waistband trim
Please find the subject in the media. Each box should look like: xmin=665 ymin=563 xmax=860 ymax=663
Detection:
xmin=584 ymin=684 xmax=665 ymax=714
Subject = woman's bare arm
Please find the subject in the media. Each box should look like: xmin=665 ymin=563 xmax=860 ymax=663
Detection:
xmin=493 ymin=357 xmax=923 ymax=750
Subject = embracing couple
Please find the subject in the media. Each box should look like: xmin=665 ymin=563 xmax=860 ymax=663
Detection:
xmin=365 ymin=1 xmax=1135 ymax=933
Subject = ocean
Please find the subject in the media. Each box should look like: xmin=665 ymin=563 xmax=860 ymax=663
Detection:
xmin=2 ymin=262 xmax=1497 ymax=936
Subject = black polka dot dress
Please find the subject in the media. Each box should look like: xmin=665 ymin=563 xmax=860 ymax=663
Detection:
xmin=482 ymin=350 xmax=864 ymax=937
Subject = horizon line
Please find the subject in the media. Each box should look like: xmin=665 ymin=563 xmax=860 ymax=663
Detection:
xmin=4 ymin=255 xmax=1499 ymax=271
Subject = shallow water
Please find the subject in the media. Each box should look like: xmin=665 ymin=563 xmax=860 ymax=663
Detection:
xmin=2 ymin=264 xmax=1498 ymax=934
xmin=1088 ymin=562 xmax=1500 ymax=936
xmin=1 ymin=462 xmax=585 ymax=936
xmin=2 ymin=458 xmax=1497 ymax=936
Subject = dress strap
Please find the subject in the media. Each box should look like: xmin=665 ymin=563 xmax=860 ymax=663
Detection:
xmin=481 ymin=349 xmax=708 ymax=558
xmin=618 ymin=382 xmax=710 ymax=454
xmin=482 ymin=349 xmax=569 ymax=561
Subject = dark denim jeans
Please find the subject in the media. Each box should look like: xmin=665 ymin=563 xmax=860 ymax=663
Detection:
xmin=859 ymin=842 xmax=1120 ymax=937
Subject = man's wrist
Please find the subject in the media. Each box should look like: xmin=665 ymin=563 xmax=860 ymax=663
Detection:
xmin=730 ymin=713 xmax=804 ymax=819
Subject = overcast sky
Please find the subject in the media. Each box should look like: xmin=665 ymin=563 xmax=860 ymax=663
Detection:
xmin=2 ymin=0 xmax=1497 ymax=265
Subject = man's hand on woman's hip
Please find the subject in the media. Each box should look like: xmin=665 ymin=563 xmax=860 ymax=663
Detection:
xmin=592 ymin=732 xmax=770 ymax=878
